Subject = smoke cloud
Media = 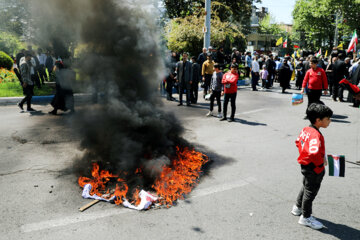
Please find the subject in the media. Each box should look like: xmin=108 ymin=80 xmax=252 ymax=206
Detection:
xmin=30 ymin=0 xmax=189 ymax=188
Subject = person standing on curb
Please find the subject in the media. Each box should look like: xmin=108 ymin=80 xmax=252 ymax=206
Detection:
xmin=220 ymin=63 xmax=239 ymax=122
xmin=291 ymin=103 xmax=333 ymax=230
xmin=18 ymin=51 xmax=36 ymax=112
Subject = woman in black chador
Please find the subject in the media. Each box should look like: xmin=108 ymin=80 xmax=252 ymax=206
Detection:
xmin=49 ymin=60 xmax=75 ymax=115
xmin=279 ymin=59 xmax=292 ymax=93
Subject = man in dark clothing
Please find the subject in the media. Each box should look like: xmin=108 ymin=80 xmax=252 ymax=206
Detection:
xmin=197 ymin=48 xmax=207 ymax=68
xmin=190 ymin=57 xmax=201 ymax=104
xmin=332 ymin=53 xmax=347 ymax=101
xmin=295 ymin=58 xmax=305 ymax=90
xmin=18 ymin=51 xmax=36 ymax=111
xmin=265 ymin=54 xmax=276 ymax=88
xmin=176 ymin=52 xmax=193 ymax=106
xmin=216 ymin=47 xmax=226 ymax=66
xmin=16 ymin=49 xmax=25 ymax=67
xmin=337 ymin=57 xmax=351 ymax=101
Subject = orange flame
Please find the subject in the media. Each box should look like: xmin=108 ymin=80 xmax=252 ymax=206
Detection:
xmin=78 ymin=147 xmax=208 ymax=207
xmin=152 ymin=147 xmax=208 ymax=206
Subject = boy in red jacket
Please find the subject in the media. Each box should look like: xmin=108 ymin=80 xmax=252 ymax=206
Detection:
xmin=291 ymin=103 xmax=333 ymax=230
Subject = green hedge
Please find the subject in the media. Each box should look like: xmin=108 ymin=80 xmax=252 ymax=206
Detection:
xmin=0 ymin=51 xmax=13 ymax=70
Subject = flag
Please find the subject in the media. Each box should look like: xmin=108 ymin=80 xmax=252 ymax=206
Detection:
xmin=337 ymin=42 xmax=343 ymax=50
xmin=283 ymin=39 xmax=287 ymax=48
xmin=276 ymin=37 xmax=283 ymax=46
xmin=316 ymin=48 xmax=321 ymax=57
xmin=328 ymin=155 xmax=345 ymax=177
xmin=293 ymin=45 xmax=300 ymax=48
xmin=325 ymin=50 xmax=328 ymax=58
xmin=347 ymin=30 xmax=358 ymax=53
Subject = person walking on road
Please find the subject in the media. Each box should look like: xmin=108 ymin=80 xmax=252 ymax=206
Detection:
xmin=220 ymin=63 xmax=239 ymax=122
xmin=18 ymin=51 xmax=36 ymax=112
xmin=301 ymin=57 xmax=328 ymax=113
xmin=291 ymin=103 xmax=333 ymax=230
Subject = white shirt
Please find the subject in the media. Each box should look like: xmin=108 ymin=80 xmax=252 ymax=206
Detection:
xmin=37 ymin=53 xmax=47 ymax=65
xmin=251 ymin=60 xmax=260 ymax=73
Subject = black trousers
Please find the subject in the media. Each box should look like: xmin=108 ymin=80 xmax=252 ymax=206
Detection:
xmin=210 ymin=90 xmax=221 ymax=112
xmin=251 ymin=71 xmax=259 ymax=90
xmin=245 ymin=67 xmax=251 ymax=78
xmin=295 ymin=165 xmax=325 ymax=218
xmin=20 ymin=85 xmax=34 ymax=109
xmin=223 ymin=92 xmax=236 ymax=119
xmin=332 ymin=80 xmax=340 ymax=100
xmin=190 ymin=81 xmax=199 ymax=103
xmin=307 ymin=89 xmax=323 ymax=108
xmin=38 ymin=65 xmax=47 ymax=83
xmin=203 ymin=74 xmax=212 ymax=95
xmin=166 ymin=78 xmax=174 ymax=99
xmin=178 ymin=83 xmax=191 ymax=105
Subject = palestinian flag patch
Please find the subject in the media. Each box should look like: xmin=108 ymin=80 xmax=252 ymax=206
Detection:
xmin=328 ymin=155 xmax=345 ymax=177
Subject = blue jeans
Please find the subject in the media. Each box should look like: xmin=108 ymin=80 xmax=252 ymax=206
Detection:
xmin=251 ymin=71 xmax=259 ymax=90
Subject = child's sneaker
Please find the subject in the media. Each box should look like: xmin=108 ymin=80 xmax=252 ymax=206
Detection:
xmin=298 ymin=215 xmax=324 ymax=230
xmin=291 ymin=205 xmax=302 ymax=216
xmin=206 ymin=111 xmax=213 ymax=117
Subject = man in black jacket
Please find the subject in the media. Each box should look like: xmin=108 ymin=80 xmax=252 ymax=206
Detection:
xmin=190 ymin=57 xmax=201 ymax=104
xmin=176 ymin=52 xmax=193 ymax=106
xmin=332 ymin=53 xmax=347 ymax=101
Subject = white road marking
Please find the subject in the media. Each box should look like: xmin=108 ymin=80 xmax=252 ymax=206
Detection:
xmin=235 ymin=108 xmax=266 ymax=116
xmin=20 ymin=177 xmax=256 ymax=233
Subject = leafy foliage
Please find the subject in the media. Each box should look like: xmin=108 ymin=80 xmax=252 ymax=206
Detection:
xmin=292 ymin=0 xmax=360 ymax=49
xmin=0 ymin=0 xmax=31 ymax=37
xmin=0 ymin=51 xmax=14 ymax=70
xmin=0 ymin=32 xmax=25 ymax=55
xmin=258 ymin=14 xmax=285 ymax=36
xmin=163 ymin=0 xmax=260 ymax=33
xmin=165 ymin=15 xmax=246 ymax=56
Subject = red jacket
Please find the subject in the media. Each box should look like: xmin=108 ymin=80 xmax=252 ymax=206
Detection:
xmin=302 ymin=67 xmax=328 ymax=90
xmin=295 ymin=126 xmax=325 ymax=174
xmin=222 ymin=72 xmax=239 ymax=94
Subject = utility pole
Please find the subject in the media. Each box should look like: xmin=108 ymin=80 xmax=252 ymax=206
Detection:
xmin=334 ymin=11 xmax=340 ymax=47
xmin=204 ymin=0 xmax=211 ymax=49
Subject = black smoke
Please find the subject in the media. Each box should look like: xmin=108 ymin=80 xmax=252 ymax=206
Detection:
xmin=31 ymin=0 xmax=190 ymax=188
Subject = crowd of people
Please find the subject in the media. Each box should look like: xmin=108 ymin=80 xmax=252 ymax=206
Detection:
xmin=163 ymin=46 xmax=360 ymax=122
xmin=13 ymin=46 xmax=74 ymax=114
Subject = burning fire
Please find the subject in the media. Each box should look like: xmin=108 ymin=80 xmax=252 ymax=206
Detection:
xmin=78 ymin=147 xmax=208 ymax=207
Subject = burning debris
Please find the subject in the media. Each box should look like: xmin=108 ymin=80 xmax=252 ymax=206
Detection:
xmin=29 ymin=0 xmax=210 ymax=211
xmin=78 ymin=147 xmax=208 ymax=210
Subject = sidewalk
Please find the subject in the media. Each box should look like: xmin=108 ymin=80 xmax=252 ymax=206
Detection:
xmin=0 ymin=93 xmax=92 ymax=106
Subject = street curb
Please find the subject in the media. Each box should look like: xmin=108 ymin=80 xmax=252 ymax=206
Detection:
xmin=0 ymin=94 xmax=92 ymax=106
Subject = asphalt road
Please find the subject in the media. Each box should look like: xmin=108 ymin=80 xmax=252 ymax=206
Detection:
xmin=1 ymin=83 xmax=359 ymax=240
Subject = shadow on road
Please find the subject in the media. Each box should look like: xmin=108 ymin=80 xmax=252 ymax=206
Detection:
xmin=317 ymin=218 xmax=360 ymax=239
xmin=235 ymin=118 xmax=267 ymax=126
xmin=330 ymin=119 xmax=351 ymax=124
xmin=331 ymin=114 xmax=348 ymax=119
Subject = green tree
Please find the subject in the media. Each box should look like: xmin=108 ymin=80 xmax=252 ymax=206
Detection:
xmin=163 ymin=0 xmax=261 ymax=33
xmin=258 ymin=14 xmax=284 ymax=36
xmin=0 ymin=0 xmax=31 ymax=37
xmin=292 ymin=0 xmax=360 ymax=50
xmin=0 ymin=32 xmax=25 ymax=55
xmin=165 ymin=15 xmax=245 ymax=56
